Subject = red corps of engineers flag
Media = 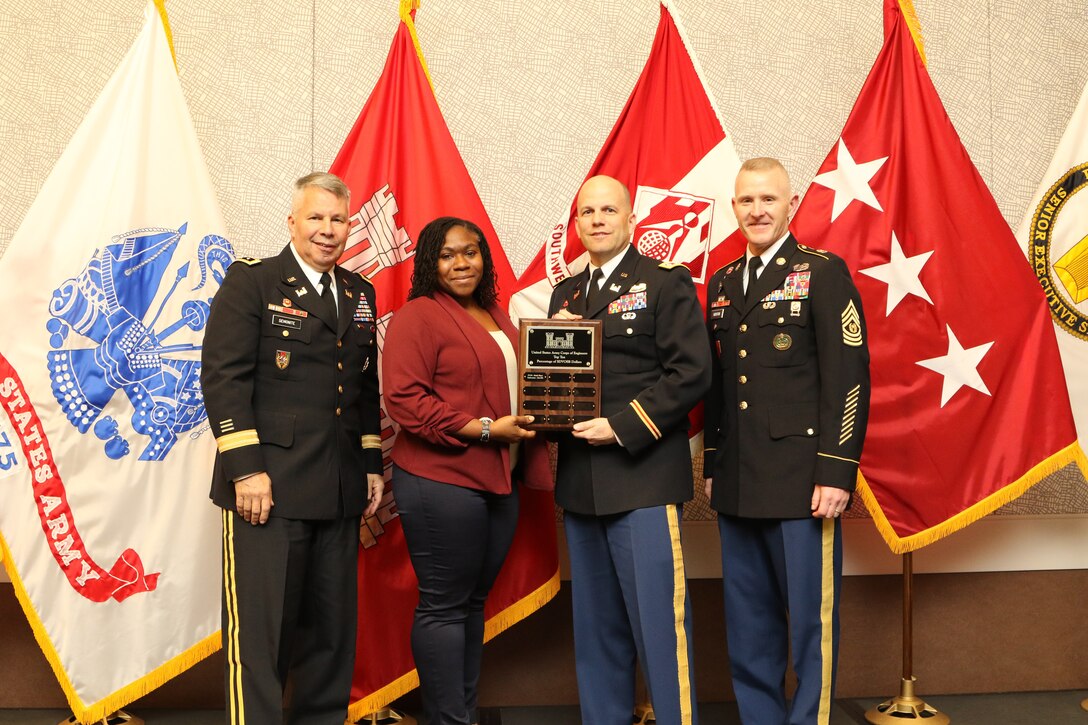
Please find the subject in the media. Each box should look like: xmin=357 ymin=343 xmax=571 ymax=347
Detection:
xmin=509 ymin=0 xmax=746 ymax=446
xmin=329 ymin=1 xmax=559 ymax=715
xmin=791 ymin=0 xmax=1088 ymax=553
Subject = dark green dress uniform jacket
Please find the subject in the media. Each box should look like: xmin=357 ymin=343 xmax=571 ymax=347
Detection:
xmin=704 ymin=234 xmax=871 ymax=519
xmin=547 ymin=245 xmax=712 ymax=516
xmin=201 ymin=244 xmax=383 ymax=519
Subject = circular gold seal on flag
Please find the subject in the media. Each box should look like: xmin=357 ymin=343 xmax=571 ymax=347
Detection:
xmin=773 ymin=333 xmax=792 ymax=351
xmin=1030 ymin=162 xmax=1088 ymax=340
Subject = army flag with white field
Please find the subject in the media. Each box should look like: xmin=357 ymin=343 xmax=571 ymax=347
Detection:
xmin=0 ymin=2 xmax=229 ymax=722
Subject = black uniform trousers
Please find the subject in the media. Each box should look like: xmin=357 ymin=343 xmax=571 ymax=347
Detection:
xmin=221 ymin=510 xmax=359 ymax=725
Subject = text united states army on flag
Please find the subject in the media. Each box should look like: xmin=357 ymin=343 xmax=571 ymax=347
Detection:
xmin=0 ymin=2 xmax=228 ymax=722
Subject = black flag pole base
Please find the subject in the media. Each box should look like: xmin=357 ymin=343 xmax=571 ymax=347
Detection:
xmin=349 ymin=709 xmax=417 ymax=725
xmin=60 ymin=712 xmax=144 ymax=725
xmin=865 ymin=677 xmax=949 ymax=724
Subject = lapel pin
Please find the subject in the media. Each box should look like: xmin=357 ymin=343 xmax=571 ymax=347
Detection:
xmin=776 ymin=257 xmax=786 ymax=266
xmin=295 ymin=287 xmax=308 ymax=298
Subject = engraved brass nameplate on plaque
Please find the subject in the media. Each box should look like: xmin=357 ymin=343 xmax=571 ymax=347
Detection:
xmin=517 ymin=318 xmax=602 ymax=430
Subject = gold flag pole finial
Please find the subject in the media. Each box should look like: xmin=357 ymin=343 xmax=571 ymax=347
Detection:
xmin=398 ymin=0 xmax=434 ymax=93
xmin=152 ymin=0 xmax=178 ymax=72
xmin=897 ymin=0 xmax=927 ymax=66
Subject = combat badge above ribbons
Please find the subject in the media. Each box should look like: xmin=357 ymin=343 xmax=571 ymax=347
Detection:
xmin=1029 ymin=161 xmax=1088 ymax=340
xmin=841 ymin=300 xmax=863 ymax=347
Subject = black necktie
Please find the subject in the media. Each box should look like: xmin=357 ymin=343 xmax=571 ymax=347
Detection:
xmin=745 ymin=257 xmax=763 ymax=301
xmin=586 ymin=268 xmax=604 ymax=308
xmin=319 ymin=272 xmax=337 ymax=319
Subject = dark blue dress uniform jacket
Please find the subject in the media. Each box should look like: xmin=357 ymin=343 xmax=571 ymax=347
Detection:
xmin=704 ymin=235 xmax=871 ymax=519
xmin=201 ymin=244 xmax=383 ymax=519
xmin=548 ymin=246 xmax=712 ymax=516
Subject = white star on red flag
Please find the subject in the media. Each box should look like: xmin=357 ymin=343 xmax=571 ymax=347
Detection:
xmin=810 ymin=139 xmax=888 ymax=221
xmin=859 ymin=231 xmax=934 ymax=315
xmin=916 ymin=326 xmax=994 ymax=407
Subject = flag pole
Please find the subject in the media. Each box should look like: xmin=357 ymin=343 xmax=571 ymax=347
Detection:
xmin=59 ymin=711 xmax=144 ymax=725
xmin=864 ymin=553 xmax=949 ymax=724
xmin=351 ymin=708 xmax=417 ymax=724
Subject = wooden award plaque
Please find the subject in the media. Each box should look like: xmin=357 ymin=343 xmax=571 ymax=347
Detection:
xmin=517 ymin=318 xmax=602 ymax=430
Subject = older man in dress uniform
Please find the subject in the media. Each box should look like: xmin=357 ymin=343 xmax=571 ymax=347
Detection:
xmin=201 ymin=172 xmax=384 ymax=725
xmin=549 ymin=175 xmax=711 ymax=725
xmin=704 ymin=157 xmax=870 ymax=725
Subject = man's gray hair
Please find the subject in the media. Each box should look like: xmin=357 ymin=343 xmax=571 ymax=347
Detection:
xmin=292 ymin=172 xmax=351 ymax=211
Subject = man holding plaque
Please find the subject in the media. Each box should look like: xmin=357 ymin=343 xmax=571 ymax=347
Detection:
xmin=549 ymin=175 xmax=711 ymax=725
xmin=703 ymin=157 xmax=870 ymax=725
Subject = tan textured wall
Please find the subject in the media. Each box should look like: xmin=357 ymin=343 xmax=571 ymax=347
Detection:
xmin=2 ymin=1 xmax=1086 ymax=516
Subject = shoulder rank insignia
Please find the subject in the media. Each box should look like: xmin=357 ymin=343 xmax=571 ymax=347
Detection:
xmin=797 ymin=244 xmax=830 ymax=260
xmin=232 ymin=256 xmax=261 ymax=266
xmin=842 ymin=300 xmax=863 ymax=346
xmin=658 ymin=261 xmax=687 ymax=270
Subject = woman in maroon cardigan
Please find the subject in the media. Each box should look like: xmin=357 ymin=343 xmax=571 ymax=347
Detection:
xmin=382 ymin=216 xmax=551 ymax=725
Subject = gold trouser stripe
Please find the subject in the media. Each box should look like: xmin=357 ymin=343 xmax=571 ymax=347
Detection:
xmin=222 ymin=510 xmax=245 ymax=725
xmin=361 ymin=434 xmax=382 ymax=449
xmin=217 ymin=429 xmax=260 ymax=453
xmin=665 ymin=505 xmax=694 ymax=725
xmin=630 ymin=400 xmax=661 ymax=440
xmin=817 ymin=518 xmax=836 ymax=725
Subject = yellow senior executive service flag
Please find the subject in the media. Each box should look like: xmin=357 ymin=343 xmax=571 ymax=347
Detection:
xmin=0 ymin=2 xmax=229 ymax=721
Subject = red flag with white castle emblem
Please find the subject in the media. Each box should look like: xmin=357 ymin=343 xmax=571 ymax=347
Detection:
xmin=791 ymin=0 xmax=1087 ymax=553
xmin=329 ymin=1 xmax=559 ymax=715
xmin=509 ymin=0 xmax=745 ymax=445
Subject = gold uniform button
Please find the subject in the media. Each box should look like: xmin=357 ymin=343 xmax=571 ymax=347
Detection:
xmin=337 ymin=362 xmax=343 ymax=370
xmin=777 ymin=317 xmax=785 ymax=324
xmin=337 ymin=385 xmax=344 ymax=394
xmin=739 ymin=375 xmax=747 ymax=384
xmin=739 ymin=349 xmax=747 ymax=358
xmin=806 ymin=428 xmax=814 ymax=435
xmin=739 ymin=323 xmax=748 ymax=333
xmin=337 ymin=340 xmax=343 ymax=349
xmin=739 ymin=401 xmax=748 ymax=410
xmin=281 ymin=330 xmax=289 ymax=337
xmin=626 ymin=327 xmax=633 ymax=335
xmin=335 ymin=407 xmax=342 ymax=416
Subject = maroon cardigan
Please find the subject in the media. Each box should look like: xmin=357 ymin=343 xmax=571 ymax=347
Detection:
xmin=382 ymin=290 xmax=552 ymax=493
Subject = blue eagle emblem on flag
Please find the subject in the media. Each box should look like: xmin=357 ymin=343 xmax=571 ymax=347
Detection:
xmin=45 ymin=224 xmax=235 ymax=461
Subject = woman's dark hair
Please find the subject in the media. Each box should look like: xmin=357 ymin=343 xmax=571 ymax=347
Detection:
xmin=407 ymin=216 xmax=499 ymax=307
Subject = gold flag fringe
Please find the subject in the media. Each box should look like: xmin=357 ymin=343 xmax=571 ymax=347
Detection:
xmin=152 ymin=0 xmax=178 ymax=72
xmin=896 ymin=0 xmax=928 ymax=66
xmin=859 ymin=440 xmax=1088 ymax=554
xmin=0 ymin=533 xmax=221 ymax=724
xmin=346 ymin=568 xmax=560 ymax=719
xmin=398 ymin=0 xmax=435 ymax=93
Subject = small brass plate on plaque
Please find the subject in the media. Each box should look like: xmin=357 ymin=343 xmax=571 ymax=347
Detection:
xmin=517 ymin=318 xmax=602 ymax=430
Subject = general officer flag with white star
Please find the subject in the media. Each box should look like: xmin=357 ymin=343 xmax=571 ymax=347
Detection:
xmin=791 ymin=0 xmax=1087 ymax=553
